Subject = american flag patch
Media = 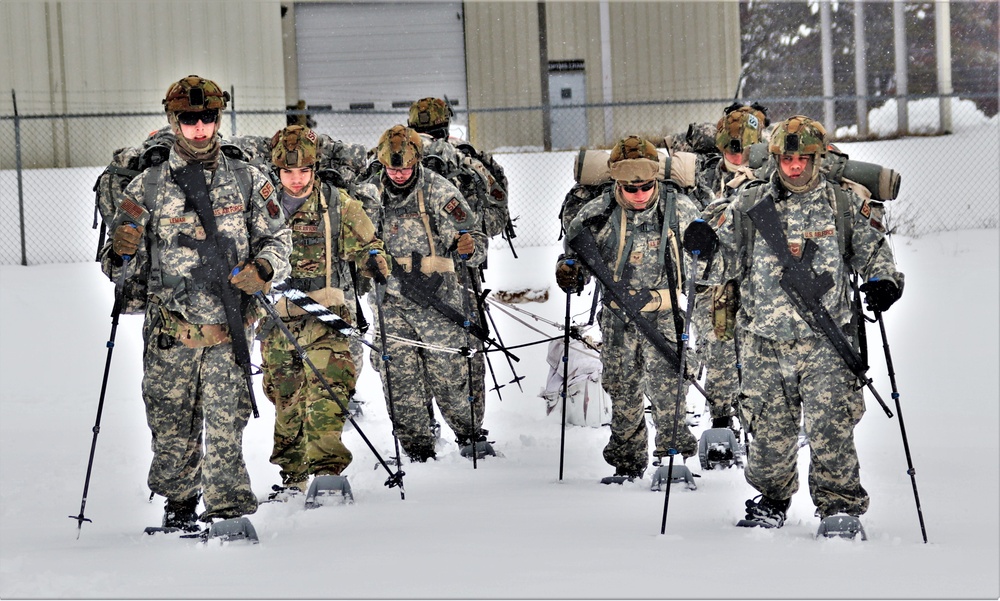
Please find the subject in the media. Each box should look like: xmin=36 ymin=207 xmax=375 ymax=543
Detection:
xmin=120 ymin=198 xmax=145 ymax=220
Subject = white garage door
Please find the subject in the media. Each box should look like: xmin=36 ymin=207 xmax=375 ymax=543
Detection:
xmin=296 ymin=1 xmax=467 ymax=146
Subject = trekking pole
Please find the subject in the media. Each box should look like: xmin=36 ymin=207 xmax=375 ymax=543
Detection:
xmin=876 ymin=310 xmax=927 ymax=543
xmin=253 ymin=283 xmax=405 ymax=498
xmin=558 ymin=267 xmax=575 ymax=481
xmin=467 ymin=271 xmax=507 ymax=400
xmin=660 ymin=248 xmax=701 ymax=535
xmin=472 ymin=274 xmax=525 ymax=392
xmin=455 ymin=240 xmax=480 ymax=470
xmin=70 ymin=254 xmax=131 ymax=538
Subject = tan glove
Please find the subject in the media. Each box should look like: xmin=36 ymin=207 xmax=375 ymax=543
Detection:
xmin=111 ymin=223 xmax=143 ymax=257
xmin=230 ymin=259 xmax=271 ymax=295
xmin=555 ymin=258 xmax=584 ymax=294
xmin=361 ymin=251 xmax=391 ymax=285
xmin=455 ymin=232 xmax=474 ymax=257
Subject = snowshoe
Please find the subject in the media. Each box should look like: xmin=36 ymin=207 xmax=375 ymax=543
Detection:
xmin=601 ymin=467 xmax=644 ymax=485
xmin=698 ymin=427 xmax=743 ymax=470
xmin=457 ymin=430 xmax=497 ymax=460
xmin=196 ymin=517 xmax=259 ymax=544
xmin=304 ymin=474 xmax=354 ymax=508
xmin=347 ymin=397 xmax=364 ymax=419
xmin=736 ymin=495 xmax=790 ymax=529
xmin=649 ymin=463 xmax=697 ymax=491
xmin=816 ymin=514 xmax=867 ymax=541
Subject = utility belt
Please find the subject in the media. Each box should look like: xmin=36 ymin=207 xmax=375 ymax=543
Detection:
xmin=156 ymin=305 xmax=232 ymax=348
xmin=609 ymin=288 xmax=681 ymax=312
xmin=273 ymin=286 xmax=346 ymax=319
xmin=395 ymin=255 xmax=455 ymax=274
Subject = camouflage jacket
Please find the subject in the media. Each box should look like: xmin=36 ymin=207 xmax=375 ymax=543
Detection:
xmin=101 ymin=149 xmax=292 ymax=324
xmin=707 ymin=176 xmax=902 ymax=342
xmin=282 ymin=181 xmax=386 ymax=297
xmin=373 ymin=167 xmax=485 ymax=304
xmin=564 ymin=182 xmax=701 ymax=305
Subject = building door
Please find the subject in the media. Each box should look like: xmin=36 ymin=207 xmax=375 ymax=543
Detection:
xmin=549 ymin=69 xmax=588 ymax=150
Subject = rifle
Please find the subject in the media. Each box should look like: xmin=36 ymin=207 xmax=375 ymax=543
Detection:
xmin=745 ymin=195 xmax=892 ymax=418
xmin=173 ymin=163 xmax=259 ymax=418
xmin=392 ymin=254 xmax=519 ymax=363
xmin=567 ymin=227 xmax=681 ymax=372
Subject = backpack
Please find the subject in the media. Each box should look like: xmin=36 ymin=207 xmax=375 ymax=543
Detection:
xmin=420 ymin=136 xmax=511 ymax=242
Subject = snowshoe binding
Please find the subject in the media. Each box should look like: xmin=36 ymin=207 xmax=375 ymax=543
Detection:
xmin=144 ymin=495 xmax=200 ymax=535
xmin=304 ymin=475 xmax=354 ymax=508
xmin=458 ymin=430 xmax=496 ymax=460
xmin=263 ymin=481 xmax=307 ymax=503
xmin=736 ymin=495 xmax=790 ymax=529
xmin=187 ymin=517 xmax=259 ymax=544
xmin=650 ymin=463 xmax=697 ymax=491
xmin=816 ymin=514 xmax=867 ymax=541
xmin=698 ymin=426 xmax=743 ymax=470
xmin=601 ymin=467 xmax=645 ymax=485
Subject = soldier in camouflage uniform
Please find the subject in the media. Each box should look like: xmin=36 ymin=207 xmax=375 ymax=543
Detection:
xmin=368 ymin=125 xmax=489 ymax=462
xmin=101 ymin=75 xmax=292 ymax=529
xmin=556 ymin=136 xmax=702 ymax=479
xmin=259 ymin=125 xmax=390 ymax=497
xmin=691 ymin=103 xmax=770 ymax=434
xmin=685 ymin=116 xmax=903 ymax=529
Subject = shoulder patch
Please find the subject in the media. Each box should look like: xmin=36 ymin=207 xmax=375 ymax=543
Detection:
xmin=266 ymin=198 xmax=280 ymax=219
xmin=859 ymin=199 xmax=871 ymax=219
xmin=443 ymin=197 xmax=467 ymax=222
xmin=260 ymin=181 xmax=274 ymax=201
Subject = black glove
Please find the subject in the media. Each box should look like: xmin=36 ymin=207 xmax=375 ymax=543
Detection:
xmin=555 ymin=258 xmax=585 ymax=294
xmin=683 ymin=219 xmax=718 ymax=260
xmin=859 ymin=279 xmax=901 ymax=313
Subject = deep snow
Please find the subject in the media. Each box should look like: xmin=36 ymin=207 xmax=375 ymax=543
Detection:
xmin=1 ymin=105 xmax=998 ymax=600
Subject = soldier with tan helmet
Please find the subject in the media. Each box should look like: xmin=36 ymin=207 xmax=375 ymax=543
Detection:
xmin=368 ymin=124 xmax=489 ymax=463
xmin=556 ymin=135 xmax=703 ymax=482
xmin=684 ymin=115 xmax=903 ymax=536
xmin=100 ymin=75 xmax=291 ymax=532
xmin=258 ymin=125 xmax=390 ymax=501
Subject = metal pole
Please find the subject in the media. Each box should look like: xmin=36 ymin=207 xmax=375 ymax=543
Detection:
xmin=820 ymin=0 xmax=835 ymax=130
xmin=537 ymin=2 xmax=552 ymax=151
xmin=894 ymin=0 xmax=909 ymax=135
xmin=12 ymin=90 xmax=26 ymax=266
xmin=854 ymin=1 xmax=869 ymax=137
xmin=935 ymin=0 xmax=953 ymax=134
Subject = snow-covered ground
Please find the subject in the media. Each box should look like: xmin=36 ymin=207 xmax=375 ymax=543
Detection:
xmin=1 ymin=106 xmax=998 ymax=599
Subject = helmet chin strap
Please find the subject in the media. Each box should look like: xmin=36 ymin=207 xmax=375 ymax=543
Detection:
xmin=777 ymin=159 xmax=821 ymax=193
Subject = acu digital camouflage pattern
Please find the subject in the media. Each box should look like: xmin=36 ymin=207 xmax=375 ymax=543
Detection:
xmin=702 ymin=171 xmax=903 ymax=517
xmin=99 ymin=145 xmax=292 ymax=522
xmin=562 ymin=183 xmax=702 ymax=473
xmin=371 ymin=167 xmax=487 ymax=459
xmin=260 ymin=182 xmax=386 ymax=483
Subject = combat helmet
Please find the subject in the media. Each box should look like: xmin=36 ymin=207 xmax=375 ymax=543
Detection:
xmin=769 ymin=115 xmax=828 ymax=192
xmin=376 ymin=125 xmax=423 ymax=169
xmin=163 ymin=75 xmax=229 ymax=114
xmin=270 ymin=125 xmax=318 ymax=169
xmin=408 ymin=97 xmax=453 ymax=138
xmin=608 ymin=135 xmax=660 ymax=184
xmin=716 ymin=102 xmax=768 ymax=156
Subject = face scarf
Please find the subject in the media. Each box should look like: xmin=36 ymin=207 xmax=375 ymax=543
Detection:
xmin=168 ymin=113 xmax=221 ymax=171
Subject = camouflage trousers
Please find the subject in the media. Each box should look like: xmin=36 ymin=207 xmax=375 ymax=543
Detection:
xmin=261 ymin=313 xmax=356 ymax=485
xmin=141 ymin=310 xmax=257 ymax=521
xmin=374 ymin=295 xmax=484 ymax=459
xmin=599 ymin=309 xmax=697 ymax=475
xmin=692 ymin=288 xmax=739 ymax=420
xmin=740 ymin=331 xmax=869 ymax=517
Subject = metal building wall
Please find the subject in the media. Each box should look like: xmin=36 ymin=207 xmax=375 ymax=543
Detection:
xmin=463 ymin=1 xmax=740 ymax=150
xmin=1 ymin=0 xmax=286 ymax=168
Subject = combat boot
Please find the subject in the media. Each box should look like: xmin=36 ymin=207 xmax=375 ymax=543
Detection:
xmin=162 ymin=495 xmax=200 ymax=532
xmin=740 ymin=495 xmax=790 ymax=529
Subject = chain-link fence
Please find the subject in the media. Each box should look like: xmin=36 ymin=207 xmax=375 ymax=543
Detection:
xmin=2 ymin=93 xmax=997 ymax=265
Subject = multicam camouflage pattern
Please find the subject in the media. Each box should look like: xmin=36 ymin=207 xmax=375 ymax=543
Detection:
xmin=270 ymin=125 xmax=318 ymax=169
xmin=769 ymin=115 xmax=827 ymax=157
xmin=262 ymin=314 xmax=356 ymax=482
xmin=715 ymin=105 xmax=767 ymax=155
xmin=739 ymin=331 xmax=869 ymax=517
xmin=371 ymin=167 xmax=487 ymax=459
xmin=703 ymin=171 xmax=902 ymax=517
xmin=664 ymin=122 xmax=717 ymax=155
xmin=563 ymin=184 xmax=702 ymax=473
xmin=408 ymin=97 xmax=453 ymax=132
xmin=163 ymin=75 xmax=229 ymax=113
xmin=100 ymin=144 xmax=291 ymax=522
xmin=260 ymin=181 xmax=386 ymax=481
xmin=377 ymin=125 xmax=423 ymax=169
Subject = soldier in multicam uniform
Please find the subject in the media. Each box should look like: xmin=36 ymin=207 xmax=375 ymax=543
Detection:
xmin=556 ymin=136 xmax=702 ymax=480
xmin=101 ymin=75 xmax=292 ymax=530
xmin=684 ymin=116 xmax=904 ymax=530
xmin=368 ymin=125 xmax=488 ymax=462
xmin=691 ymin=103 xmax=769 ymax=435
xmin=407 ymin=97 xmax=510 ymax=444
xmin=259 ymin=125 xmax=390 ymax=498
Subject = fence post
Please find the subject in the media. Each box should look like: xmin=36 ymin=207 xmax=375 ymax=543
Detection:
xmin=229 ymin=85 xmax=238 ymax=137
xmin=12 ymin=89 xmax=26 ymax=266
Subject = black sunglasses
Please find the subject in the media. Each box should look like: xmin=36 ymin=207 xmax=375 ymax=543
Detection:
xmin=177 ymin=110 xmax=219 ymax=126
xmin=621 ymin=180 xmax=656 ymax=194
